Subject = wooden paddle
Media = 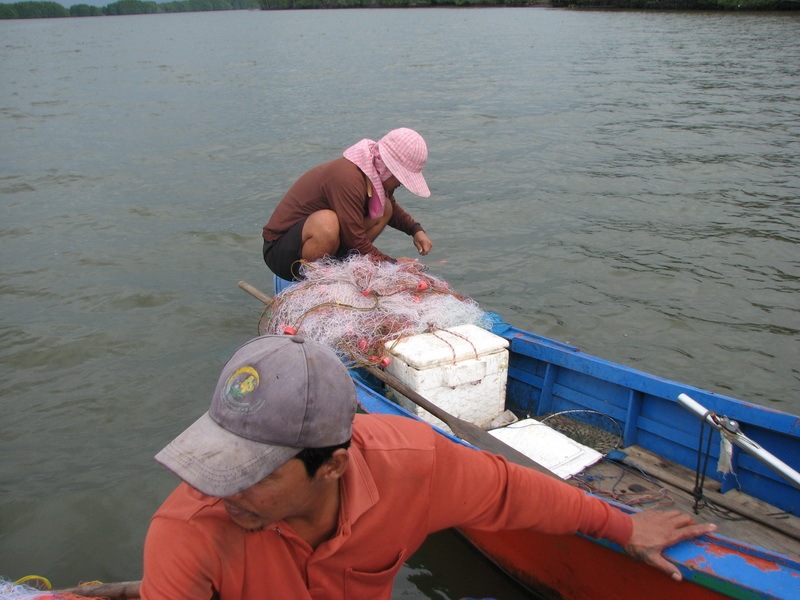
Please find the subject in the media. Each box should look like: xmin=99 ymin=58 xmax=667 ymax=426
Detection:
xmin=54 ymin=580 xmax=140 ymax=598
xmin=237 ymin=280 xmax=558 ymax=479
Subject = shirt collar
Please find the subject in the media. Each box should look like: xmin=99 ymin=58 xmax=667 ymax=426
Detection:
xmin=339 ymin=439 xmax=379 ymax=526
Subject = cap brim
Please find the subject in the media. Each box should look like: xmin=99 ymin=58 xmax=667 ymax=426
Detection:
xmin=382 ymin=153 xmax=431 ymax=198
xmin=155 ymin=412 xmax=300 ymax=497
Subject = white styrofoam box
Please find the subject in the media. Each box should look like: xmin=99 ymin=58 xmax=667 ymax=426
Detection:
xmin=385 ymin=324 xmax=510 ymax=432
xmin=489 ymin=419 xmax=603 ymax=480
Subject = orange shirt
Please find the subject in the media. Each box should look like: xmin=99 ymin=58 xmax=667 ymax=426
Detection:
xmin=141 ymin=414 xmax=631 ymax=600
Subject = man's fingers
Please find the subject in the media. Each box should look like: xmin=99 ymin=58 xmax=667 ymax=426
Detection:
xmin=661 ymin=511 xmax=717 ymax=544
xmin=678 ymin=522 xmax=717 ymax=542
xmin=625 ymin=509 xmax=717 ymax=581
xmin=643 ymin=551 xmax=683 ymax=581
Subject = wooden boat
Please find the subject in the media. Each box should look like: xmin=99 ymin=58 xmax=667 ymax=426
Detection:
xmin=237 ymin=280 xmax=799 ymax=599
xmin=53 ymin=282 xmax=800 ymax=600
xmin=350 ymin=317 xmax=800 ymax=600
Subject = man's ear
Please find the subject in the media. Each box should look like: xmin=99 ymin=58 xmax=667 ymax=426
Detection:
xmin=318 ymin=448 xmax=349 ymax=481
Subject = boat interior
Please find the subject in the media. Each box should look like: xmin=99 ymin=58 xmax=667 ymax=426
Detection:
xmin=547 ymin=419 xmax=800 ymax=559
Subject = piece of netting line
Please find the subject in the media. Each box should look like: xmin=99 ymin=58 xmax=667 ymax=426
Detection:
xmin=258 ymin=255 xmax=493 ymax=367
xmin=0 ymin=576 xmax=89 ymax=599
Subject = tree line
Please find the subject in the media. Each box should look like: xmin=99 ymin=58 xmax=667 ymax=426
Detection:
xmin=550 ymin=0 xmax=797 ymax=7
xmin=258 ymin=0 xmax=795 ymax=7
xmin=258 ymin=0 xmax=793 ymax=6
xmin=257 ymin=0 xmax=544 ymax=6
xmin=1 ymin=0 xmax=795 ymax=18
xmin=0 ymin=0 xmax=259 ymax=19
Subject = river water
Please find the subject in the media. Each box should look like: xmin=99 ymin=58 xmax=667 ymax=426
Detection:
xmin=1 ymin=7 xmax=798 ymax=598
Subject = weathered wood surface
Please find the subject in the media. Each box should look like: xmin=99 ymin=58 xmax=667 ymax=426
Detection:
xmin=55 ymin=580 xmax=140 ymax=599
xmin=576 ymin=445 xmax=800 ymax=557
xmin=364 ymin=360 xmax=559 ymax=478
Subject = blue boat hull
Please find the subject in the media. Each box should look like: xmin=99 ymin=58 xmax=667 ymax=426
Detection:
xmin=353 ymin=317 xmax=800 ymax=600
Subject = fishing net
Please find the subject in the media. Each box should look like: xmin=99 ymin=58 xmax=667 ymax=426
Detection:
xmin=0 ymin=577 xmax=89 ymax=600
xmin=258 ymin=256 xmax=493 ymax=366
xmin=540 ymin=410 xmax=623 ymax=456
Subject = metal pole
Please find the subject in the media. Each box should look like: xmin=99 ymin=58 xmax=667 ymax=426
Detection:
xmin=677 ymin=393 xmax=800 ymax=489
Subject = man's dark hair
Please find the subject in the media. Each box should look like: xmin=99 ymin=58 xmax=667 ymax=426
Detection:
xmin=295 ymin=440 xmax=351 ymax=477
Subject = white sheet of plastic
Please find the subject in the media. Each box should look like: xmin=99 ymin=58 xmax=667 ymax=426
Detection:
xmin=489 ymin=418 xmax=603 ymax=480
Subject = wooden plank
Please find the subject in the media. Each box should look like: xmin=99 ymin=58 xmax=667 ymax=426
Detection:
xmin=56 ymin=580 xmax=140 ymax=598
xmin=621 ymin=445 xmax=800 ymax=552
xmin=568 ymin=447 xmax=800 ymax=558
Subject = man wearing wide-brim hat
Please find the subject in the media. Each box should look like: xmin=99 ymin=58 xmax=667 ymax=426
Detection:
xmin=141 ymin=334 xmax=716 ymax=599
xmin=262 ymin=128 xmax=434 ymax=283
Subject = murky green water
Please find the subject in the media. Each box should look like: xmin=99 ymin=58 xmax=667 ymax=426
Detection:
xmin=1 ymin=8 xmax=798 ymax=597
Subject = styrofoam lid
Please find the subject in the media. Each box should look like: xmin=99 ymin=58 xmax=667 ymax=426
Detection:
xmin=386 ymin=324 xmax=509 ymax=369
xmin=489 ymin=419 xmax=603 ymax=480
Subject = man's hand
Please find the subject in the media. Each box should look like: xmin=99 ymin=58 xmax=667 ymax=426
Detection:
xmin=624 ymin=510 xmax=717 ymax=581
xmin=413 ymin=231 xmax=433 ymax=256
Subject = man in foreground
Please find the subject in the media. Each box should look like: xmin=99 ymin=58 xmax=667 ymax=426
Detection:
xmin=141 ymin=334 xmax=716 ymax=599
xmin=262 ymin=128 xmax=434 ymax=283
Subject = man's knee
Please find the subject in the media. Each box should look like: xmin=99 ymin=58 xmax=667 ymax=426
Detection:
xmin=302 ymin=210 xmax=340 ymax=260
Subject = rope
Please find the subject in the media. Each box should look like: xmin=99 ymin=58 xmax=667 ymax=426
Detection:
xmin=692 ymin=414 xmax=716 ymax=514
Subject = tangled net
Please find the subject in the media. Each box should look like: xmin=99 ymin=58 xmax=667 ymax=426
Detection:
xmin=259 ymin=256 xmax=492 ymax=366
xmin=540 ymin=410 xmax=623 ymax=456
xmin=0 ymin=577 xmax=88 ymax=600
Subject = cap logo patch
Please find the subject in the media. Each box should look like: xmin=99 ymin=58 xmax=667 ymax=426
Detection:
xmin=223 ymin=366 xmax=263 ymax=412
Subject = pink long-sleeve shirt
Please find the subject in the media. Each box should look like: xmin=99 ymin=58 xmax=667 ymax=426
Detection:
xmin=262 ymin=158 xmax=423 ymax=263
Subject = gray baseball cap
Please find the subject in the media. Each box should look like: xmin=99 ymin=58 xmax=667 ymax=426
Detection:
xmin=155 ymin=335 xmax=357 ymax=497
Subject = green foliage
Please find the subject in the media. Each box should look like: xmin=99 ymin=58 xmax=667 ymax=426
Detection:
xmin=257 ymin=0 xmax=554 ymax=6
xmin=70 ymin=3 xmax=104 ymax=14
xmin=159 ymin=0 xmax=190 ymax=9
xmin=103 ymin=0 xmax=160 ymax=14
xmin=1 ymin=1 xmax=69 ymax=18
xmin=550 ymin=0 xmax=783 ymax=6
xmin=160 ymin=0 xmax=260 ymax=10
xmin=714 ymin=0 xmax=782 ymax=7
xmin=0 ymin=0 xmax=260 ymax=19
xmin=0 ymin=0 xmax=794 ymax=20
xmin=257 ymin=0 xmax=533 ymax=6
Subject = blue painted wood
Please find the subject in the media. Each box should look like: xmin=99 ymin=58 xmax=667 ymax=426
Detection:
xmin=623 ymin=390 xmax=642 ymax=446
xmin=538 ymin=363 xmax=557 ymax=415
xmin=351 ymin=341 xmax=800 ymax=600
xmin=272 ymin=274 xmax=296 ymax=295
xmin=503 ymin=326 xmax=799 ymax=435
xmin=494 ymin=324 xmax=800 ymax=516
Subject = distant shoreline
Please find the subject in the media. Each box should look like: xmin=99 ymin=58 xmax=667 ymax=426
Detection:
xmin=256 ymin=0 xmax=798 ymax=11
xmin=1 ymin=0 xmax=798 ymax=20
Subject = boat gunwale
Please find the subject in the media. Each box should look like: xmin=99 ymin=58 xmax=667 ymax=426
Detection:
xmin=498 ymin=322 xmax=800 ymax=435
xmin=351 ymin=318 xmax=800 ymax=599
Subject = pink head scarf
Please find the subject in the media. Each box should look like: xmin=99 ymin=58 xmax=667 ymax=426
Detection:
xmin=343 ymin=128 xmax=431 ymax=219
xmin=342 ymin=138 xmax=393 ymax=219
